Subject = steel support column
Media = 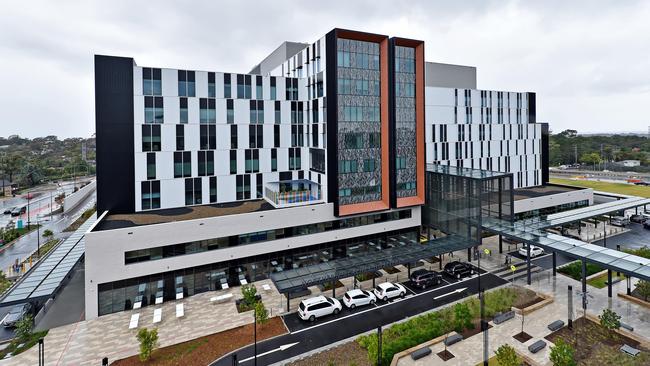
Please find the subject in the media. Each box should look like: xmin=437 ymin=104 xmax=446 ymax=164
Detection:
xmin=607 ymin=269 xmax=612 ymax=298
xmin=552 ymin=251 xmax=557 ymax=277
xmin=526 ymin=244 xmax=532 ymax=285
xmin=581 ymin=259 xmax=587 ymax=311
xmin=499 ymin=235 xmax=503 ymax=254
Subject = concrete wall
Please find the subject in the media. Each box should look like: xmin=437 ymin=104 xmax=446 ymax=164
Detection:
xmin=63 ymin=180 xmax=96 ymax=213
xmin=514 ymin=188 xmax=593 ymax=214
xmin=84 ymin=204 xmax=421 ymax=318
xmin=425 ymin=62 xmax=477 ymax=89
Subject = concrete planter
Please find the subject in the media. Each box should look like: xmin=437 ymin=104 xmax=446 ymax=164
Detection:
xmin=618 ymin=292 xmax=650 ymax=309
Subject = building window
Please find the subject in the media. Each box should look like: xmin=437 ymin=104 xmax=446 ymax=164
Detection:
xmin=230 ymin=125 xmax=238 ymax=149
xmin=178 ymin=70 xmax=196 ymax=97
xmin=245 ymin=149 xmax=260 ymax=173
xmin=198 ymin=151 xmax=215 ymax=176
xmin=224 ymin=73 xmax=231 ymax=98
xmin=256 ymin=75 xmax=263 ymax=99
xmin=291 ymin=124 xmax=304 ymax=147
xmin=270 ymin=77 xmax=277 ymax=100
xmin=230 ymin=150 xmax=237 ymax=174
xmin=208 ymin=72 xmax=216 ymax=98
xmin=339 ymin=160 xmax=358 ymax=173
xmin=200 ymin=98 xmax=216 ymax=124
xmin=179 ymin=98 xmax=188 ymax=124
xmin=310 ymin=148 xmax=325 ymax=173
xmin=226 ymin=99 xmax=234 ymax=124
xmin=249 ymin=125 xmax=263 ymax=148
xmin=209 ymin=177 xmax=217 ymax=203
xmin=176 ymin=125 xmax=184 ymax=151
xmin=146 ymin=153 xmax=156 ymax=180
xmin=174 ymin=151 xmax=191 ymax=178
xmin=142 ymin=68 xmax=161 ymax=96
xmin=237 ymin=74 xmax=252 ymax=99
xmin=271 ymin=148 xmax=277 ymax=171
xmin=141 ymin=180 xmax=160 ymax=210
xmin=142 ymin=125 xmax=161 ymax=152
xmin=344 ymin=133 xmax=364 ymax=149
xmin=236 ymin=174 xmax=251 ymax=200
xmin=274 ymin=101 xmax=281 ymax=124
xmin=274 ymin=125 xmax=280 ymax=147
xmin=185 ymin=178 xmax=202 ymax=205
xmin=199 ymin=125 xmax=216 ymax=150
xmin=289 ymin=148 xmax=301 ymax=170
xmin=286 ymin=78 xmax=298 ymax=100
xmin=363 ymin=159 xmax=376 ymax=172
xmin=256 ymin=174 xmax=263 ymax=198
xmin=144 ymin=96 xmax=163 ymax=124
xmin=249 ymin=100 xmax=264 ymax=124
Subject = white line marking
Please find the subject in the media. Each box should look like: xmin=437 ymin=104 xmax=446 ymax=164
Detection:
xmin=238 ymin=342 xmax=299 ymax=363
xmin=433 ymin=287 xmax=467 ymax=300
xmin=289 ymin=274 xmax=485 ymax=335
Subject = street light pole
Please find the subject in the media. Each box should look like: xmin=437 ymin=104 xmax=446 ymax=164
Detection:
xmin=37 ymin=218 xmax=40 ymax=258
xmin=254 ymin=306 xmax=257 ymax=366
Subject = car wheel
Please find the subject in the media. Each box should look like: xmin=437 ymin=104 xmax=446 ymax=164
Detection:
xmin=334 ymin=308 xmax=340 ymax=315
xmin=422 ymin=283 xmax=427 ymax=289
xmin=309 ymin=315 xmax=315 ymax=322
xmin=370 ymin=300 xmax=375 ymax=305
xmin=456 ymin=273 xmax=461 ymax=279
xmin=400 ymin=292 xmax=405 ymax=298
xmin=383 ymin=296 xmax=388 ymax=301
xmin=350 ymin=304 xmax=356 ymax=309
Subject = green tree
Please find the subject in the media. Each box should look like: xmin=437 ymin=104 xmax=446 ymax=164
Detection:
xmin=14 ymin=314 xmax=33 ymax=342
xmin=136 ymin=327 xmax=159 ymax=362
xmin=255 ymin=301 xmax=268 ymax=324
xmin=0 ymin=153 xmax=22 ymax=183
xmin=453 ymin=302 xmax=473 ymax=332
xmin=580 ymin=152 xmax=601 ymax=167
xmin=241 ymin=284 xmax=258 ymax=306
xmin=42 ymin=229 xmax=53 ymax=239
xmin=635 ymin=280 xmax=650 ymax=301
xmin=0 ymin=270 xmax=11 ymax=293
xmin=494 ymin=344 xmax=520 ymax=366
xmin=549 ymin=338 xmax=576 ymax=366
xmin=440 ymin=309 xmax=454 ymax=353
xmin=598 ymin=308 xmax=621 ymax=334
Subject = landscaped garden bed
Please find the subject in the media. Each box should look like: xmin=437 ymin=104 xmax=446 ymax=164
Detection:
xmin=287 ymin=341 xmax=371 ymax=366
xmin=382 ymin=266 xmax=400 ymax=274
xmin=545 ymin=316 xmax=650 ymax=365
xmin=113 ymin=317 xmax=286 ymax=366
xmin=557 ymin=260 xmax=603 ymax=281
xmin=317 ymin=280 xmax=345 ymax=292
xmin=357 ymin=286 xmax=540 ymax=365
xmin=355 ymin=271 xmax=383 ymax=282
xmin=587 ymin=271 xmax=625 ymax=289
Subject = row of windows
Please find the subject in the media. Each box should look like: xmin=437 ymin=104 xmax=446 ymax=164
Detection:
xmin=338 ymin=158 xmax=383 ymax=173
xmin=432 ymin=123 xmax=538 ymax=143
xmin=339 ymin=185 xmax=381 ymax=197
xmin=337 ymin=51 xmax=380 ymax=70
xmin=395 ymin=57 xmax=415 ymax=73
xmin=124 ymin=209 xmax=412 ymax=265
xmin=337 ymin=78 xmax=379 ymax=96
xmin=395 ymin=82 xmax=415 ymax=98
xmin=397 ymin=181 xmax=416 ymax=191
xmin=340 ymin=106 xmax=381 ymax=122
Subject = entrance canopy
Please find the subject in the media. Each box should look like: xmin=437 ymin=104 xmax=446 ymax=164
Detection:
xmin=270 ymin=235 xmax=470 ymax=294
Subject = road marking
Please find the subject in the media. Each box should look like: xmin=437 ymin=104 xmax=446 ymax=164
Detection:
xmin=433 ymin=287 xmax=467 ymax=300
xmin=289 ymin=274 xmax=487 ymax=335
xmin=238 ymin=342 xmax=299 ymax=363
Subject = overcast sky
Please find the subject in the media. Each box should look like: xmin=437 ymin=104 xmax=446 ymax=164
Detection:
xmin=1 ymin=0 xmax=649 ymax=138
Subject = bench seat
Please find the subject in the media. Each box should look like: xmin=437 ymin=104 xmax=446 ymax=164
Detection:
xmin=547 ymin=320 xmax=564 ymax=332
xmin=528 ymin=340 xmax=546 ymax=353
xmin=410 ymin=347 xmax=432 ymax=360
xmin=444 ymin=334 xmax=463 ymax=346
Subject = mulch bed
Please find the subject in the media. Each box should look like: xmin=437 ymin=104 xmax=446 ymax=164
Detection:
xmin=426 ymin=256 xmax=441 ymax=263
xmin=511 ymin=288 xmax=541 ymax=309
xmin=514 ymin=296 xmax=545 ymax=310
xmin=287 ymin=341 xmax=371 ymax=366
xmin=513 ymin=331 xmax=533 ymax=343
xmin=318 ymin=280 xmax=345 ymax=292
xmin=458 ymin=319 xmax=493 ymax=339
xmin=437 ymin=349 xmax=455 ymax=361
xmin=112 ymin=317 xmax=286 ymax=366
xmin=355 ymin=271 xmax=383 ymax=282
xmin=383 ymin=266 xmax=401 ymax=274
xmin=545 ymin=317 xmax=650 ymax=364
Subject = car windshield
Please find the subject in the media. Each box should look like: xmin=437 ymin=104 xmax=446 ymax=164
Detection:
xmin=326 ymin=297 xmax=334 ymax=305
xmin=375 ymin=286 xmax=383 ymax=292
xmin=299 ymin=302 xmax=305 ymax=311
xmin=344 ymin=293 xmax=351 ymax=300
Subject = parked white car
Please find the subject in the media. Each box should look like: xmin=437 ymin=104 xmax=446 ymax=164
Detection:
xmin=342 ymin=289 xmax=377 ymax=309
xmin=519 ymin=245 xmax=544 ymax=258
xmin=298 ymin=296 xmax=342 ymax=321
xmin=373 ymin=282 xmax=407 ymax=301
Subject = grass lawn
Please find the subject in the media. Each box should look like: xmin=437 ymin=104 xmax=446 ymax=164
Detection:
xmin=63 ymin=206 xmax=96 ymax=232
xmin=558 ymin=261 xmax=603 ymax=281
xmin=587 ymin=271 xmax=626 ymax=289
xmin=0 ymin=330 xmax=48 ymax=358
xmin=550 ymin=178 xmax=650 ymax=198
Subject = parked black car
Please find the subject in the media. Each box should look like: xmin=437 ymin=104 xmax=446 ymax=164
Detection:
xmin=644 ymin=221 xmax=650 ymax=230
xmin=443 ymin=261 xmax=474 ymax=279
xmin=1 ymin=303 xmax=33 ymax=327
xmin=2 ymin=207 xmax=13 ymax=215
xmin=630 ymin=214 xmax=647 ymax=224
xmin=410 ymin=269 xmax=443 ymax=289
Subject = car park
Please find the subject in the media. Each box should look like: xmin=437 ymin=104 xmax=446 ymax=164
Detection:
xmin=409 ymin=269 xmax=443 ymax=289
xmin=342 ymin=289 xmax=376 ymax=309
xmin=373 ymin=282 xmax=406 ymax=301
xmin=443 ymin=261 xmax=474 ymax=279
xmin=298 ymin=296 xmax=342 ymax=321
xmin=10 ymin=206 xmax=26 ymax=217
xmin=611 ymin=216 xmax=630 ymax=227
xmin=519 ymin=245 xmax=545 ymax=258
xmin=630 ymin=214 xmax=646 ymax=224
xmin=1 ymin=303 xmax=33 ymax=327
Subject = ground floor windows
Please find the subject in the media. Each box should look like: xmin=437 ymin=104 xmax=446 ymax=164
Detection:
xmin=141 ymin=181 xmax=160 ymax=210
xmin=184 ymin=178 xmax=202 ymax=205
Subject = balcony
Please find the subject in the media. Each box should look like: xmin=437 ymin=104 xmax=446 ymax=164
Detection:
xmin=264 ymin=179 xmax=322 ymax=208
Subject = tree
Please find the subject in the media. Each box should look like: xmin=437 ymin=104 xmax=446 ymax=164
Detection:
xmin=0 ymin=153 xmax=22 ymax=184
xmin=580 ymin=152 xmax=601 ymax=167
xmin=453 ymin=303 xmax=473 ymax=332
xmin=254 ymin=301 xmax=268 ymax=324
xmin=549 ymin=338 xmax=576 ymax=366
xmin=598 ymin=308 xmax=621 ymax=334
xmin=241 ymin=284 xmax=258 ymax=306
xmin=15 ymin=314 xmax=33 ymax=342
xmin=136 ymin=327 xmax=159 ymax=362
xmin=635 ymin=280 xmax=650 ymax=301
xmin=494 ymin=344 xmax=521 ymax=366
xmin=440 ymin=309 xmax=455 ymax=353
xmin=42 ymin=229 xmax=54 ymax=239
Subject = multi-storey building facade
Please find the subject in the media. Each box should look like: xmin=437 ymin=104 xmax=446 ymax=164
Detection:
xmin=87 ymin=28 xmax=547 ymax=318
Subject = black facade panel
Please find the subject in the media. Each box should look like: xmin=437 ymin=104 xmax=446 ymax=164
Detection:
xmin=541 ymin=122 xmax=549 ymax=184
xmin=325 ymin=30 xmax=339 ymax=215
xmin=94 ymin=55 xmax=135 ymax=214
xmin=388 ymin=39 xmax=397 ymax=208
xmin=527 ymin=92 xmax=536 ymax=124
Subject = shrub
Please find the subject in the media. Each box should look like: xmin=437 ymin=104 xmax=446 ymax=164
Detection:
xmin=625 ymin=246 xmax=650 ymax=259
xmin=495 ymin=344 xmax=520 ymax=366
xmin=453 ymin=303 xmax=473 ymax=332
xmin=636 ymin=280 xmax=650 ymax=301
xmin=549 ymin=338 xmax=576 ymax=366
xmin=42 ymin=229 xmax=53 ymax=238
xmin=558 ymin=261 xmax=602 ymax=281
xmin=254 ymin=301 xmax=268 ymax=324
xmin=598 ymin=308 xmax=621 ymax=333
xmin=15 ymin=314 xmax=33 ymax=342
xmin=241 ymin=284 xmax=258 ymax=306
xmin=136 ymin=328 xmax=159 ymax=362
